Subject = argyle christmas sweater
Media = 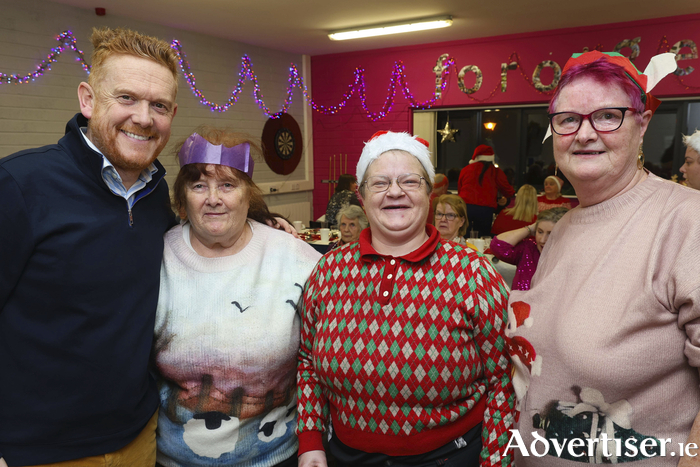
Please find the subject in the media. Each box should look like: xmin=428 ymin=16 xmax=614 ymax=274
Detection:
xmin=297 ymin=225 xmax=515 ymax=467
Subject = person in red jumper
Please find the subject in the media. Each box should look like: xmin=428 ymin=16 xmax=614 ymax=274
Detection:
xmin=297 ymin=131 xmax=515 ymax=467
xmin=536 ymin=175 xmax=573 ymax=211
xmin=457 ymin=145 xmax=515 ymax=237
xmin=426 ymin=173 xmax=448 ymax=225
xmin=491 ymin=184 xmax=538 ymax=236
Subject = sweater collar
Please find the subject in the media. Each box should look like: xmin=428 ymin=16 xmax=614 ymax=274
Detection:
xmin=359 ymin=224 xmax=441 ymax=263
xmin=61 ymin=113 xmax=166 ymax=191
xmin=568 ymin=172 xmax=660 ymax=224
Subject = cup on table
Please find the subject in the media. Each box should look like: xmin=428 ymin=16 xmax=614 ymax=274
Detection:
xmin=470 ymin=238 xmax=485 ymax=252
xmin=293 ymin=221 xmax=305 ymax=232
xmin=320 ymin=228 xmax=330 ymax=242
xmin=470 ymin=230 xmax=478 ymax=239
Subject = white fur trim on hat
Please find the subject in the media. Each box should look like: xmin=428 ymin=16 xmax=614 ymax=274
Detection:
xmin=356 ymin=131 xmax=435 ymax=185
xmin=470 ymin=154 xmax=495 ymax=164
xmin=544 ymin=175 xmax=562 ymax=191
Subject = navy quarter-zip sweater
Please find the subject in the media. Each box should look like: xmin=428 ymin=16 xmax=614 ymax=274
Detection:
xmin=0 ymin=114 xmax=176 ymax=464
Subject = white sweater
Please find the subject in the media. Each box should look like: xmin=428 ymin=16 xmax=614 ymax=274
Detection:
xmin=154 ymin=221 xmax=321 ymax=466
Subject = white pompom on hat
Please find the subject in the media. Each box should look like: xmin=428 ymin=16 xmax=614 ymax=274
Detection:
xmin=356 ymin=131 xmax=435 ymax=185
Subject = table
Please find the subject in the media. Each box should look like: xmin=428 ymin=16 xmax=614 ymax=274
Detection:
xmin=485 ymin=254 xmax=517 ymax=289
xmin=300 ymin=229 xmax=340 ymax=254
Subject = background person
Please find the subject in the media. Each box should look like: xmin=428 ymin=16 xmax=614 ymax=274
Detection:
xmin=0 ymin=27 xmax=180 ymax=467
xmin=490 ymin=184 xmax=538 ymax=236
xmin=330 ymin=204 xmax=368 ymax=249
xmin=297 ymin=131 xmax=515 ymax=467
xmin=325 ymin=173 xmax=360 ymax=227
xmin=153 ymin=128 xmax=321 ymax=466
xmin=458 ymin=144 xmax=515 ymax=237
xmin=536 ymin=175 xmax=572 ymax=211
xmin=433 ymin=193 xmax=470 ymax=245
xmin=490 ymin=207 xmax=567 ymax=291
xmin=426 ymin=173 xmax=449 ymax=224
xmin=681 ymin=129 xmax=700 ymax=190
xmin=507 ymin=51 xmax=700 ymax=466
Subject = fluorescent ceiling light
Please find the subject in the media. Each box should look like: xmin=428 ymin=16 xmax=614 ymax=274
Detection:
xmin=329 ymin=16 xmax=453 ymax=41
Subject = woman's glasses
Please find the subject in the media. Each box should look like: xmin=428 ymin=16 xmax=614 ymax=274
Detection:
xmin=548 ymin=107 xmax=637 ymax=136
xmin=435 ymin=211 xmax=458 ymax=221
xmin=363 ymin=173 xmax=425 ymax=193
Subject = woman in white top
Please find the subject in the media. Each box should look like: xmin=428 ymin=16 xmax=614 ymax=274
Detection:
xmin=153 ymin=127 xmax=321 ymax=467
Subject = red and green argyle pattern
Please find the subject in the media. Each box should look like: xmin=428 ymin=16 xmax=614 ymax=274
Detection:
xmin=297 ymin=240 xmax=515 ymax=467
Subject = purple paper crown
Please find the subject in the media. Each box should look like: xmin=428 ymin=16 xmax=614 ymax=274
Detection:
xmin=178 ymin=133 xmax=254 ymax=178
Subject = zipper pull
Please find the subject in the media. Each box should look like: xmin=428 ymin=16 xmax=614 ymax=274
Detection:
xmin=128 ymin=208 xmax=134 ymax=227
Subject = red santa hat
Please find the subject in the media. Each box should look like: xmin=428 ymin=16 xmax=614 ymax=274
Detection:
xmin=469 ymin=144 xmax=495 ymax=164
xmin=507 ymin=336 xmax=542 ymax=375
xmin=356 ymin=131 xmax=434 ymax=184
xmin=510 ymin=301 xmax=533 ymax=328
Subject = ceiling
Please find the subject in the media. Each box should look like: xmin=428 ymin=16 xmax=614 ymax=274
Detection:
xmin=47 ymin=0 xmax=700 ymax=56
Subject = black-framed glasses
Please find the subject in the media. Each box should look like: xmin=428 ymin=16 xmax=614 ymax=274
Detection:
xmin=363 ymin=173 xmax=425 ymax=193
xmin=548 ymin=107 xmax=637 ymax=136
xmin=434 ymin=211 xmax=458 ymax=221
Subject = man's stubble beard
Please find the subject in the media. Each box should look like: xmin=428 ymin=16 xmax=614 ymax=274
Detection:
xmin=87 ymin=118 xmax=166 ymax=172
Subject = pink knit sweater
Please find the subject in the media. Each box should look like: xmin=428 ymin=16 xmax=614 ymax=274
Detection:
xmin=506 ymin=174 xmax=700 ymax=466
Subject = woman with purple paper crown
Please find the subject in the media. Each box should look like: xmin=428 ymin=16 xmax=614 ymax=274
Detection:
xmin=505 ymin=51 xmax=700 ymax=466
xmin=152 ymin=127 xmax=321 ymax=467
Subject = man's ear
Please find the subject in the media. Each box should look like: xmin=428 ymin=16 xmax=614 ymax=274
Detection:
xmin=77 ymin=82 xmax=95 ymax=119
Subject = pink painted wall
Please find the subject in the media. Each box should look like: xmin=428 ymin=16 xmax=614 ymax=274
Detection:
xmin=310 ymin=14 xmax=700 ymax=219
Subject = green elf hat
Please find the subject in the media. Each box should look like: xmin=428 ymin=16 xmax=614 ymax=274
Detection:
xmin=543 ymin=51 xmax=676 ymax=142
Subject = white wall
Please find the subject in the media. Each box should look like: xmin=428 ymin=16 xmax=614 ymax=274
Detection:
xmin=0 ymin=0 xmax=314 ymax=217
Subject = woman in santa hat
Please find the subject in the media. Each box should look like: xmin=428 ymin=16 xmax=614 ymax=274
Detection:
xmin=296 ymin=131 xmax=515 ymax=467
xmin=536 ymin=175 xmax=573 ymax=211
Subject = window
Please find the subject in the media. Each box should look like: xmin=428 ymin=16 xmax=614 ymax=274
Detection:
xmin=426 ymin=99 xmax=700 ymax=193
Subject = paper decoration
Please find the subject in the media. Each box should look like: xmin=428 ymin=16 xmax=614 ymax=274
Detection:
xmin=458 ymin=65 xmax=483 ymax=94
xmin=532 ymin=60 xmax=562 ymax=92
xmin=432 ymin=53 xmax=450 ymax=99
xmin=670 ymin=40 xmax=698 ymax=76
xmin=614 ymin=37 xmax=641 ymax=61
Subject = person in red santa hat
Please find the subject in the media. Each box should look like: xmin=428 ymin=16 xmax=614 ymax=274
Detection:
xmin=296 ymin=130 xmax=515 ymax=467
xmin=457 ymin=144 xmax=515 ymax=237
xmin=537 ymin=174 xmax=573 ymax=211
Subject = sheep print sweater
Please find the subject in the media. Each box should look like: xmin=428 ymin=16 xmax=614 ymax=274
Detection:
xmin=297 ymin=225 xmax=515 ymax=467
xmin=154 ymin=221 xmax=321 ymax=466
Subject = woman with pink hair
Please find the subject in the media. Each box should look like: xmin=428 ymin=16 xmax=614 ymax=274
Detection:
xmin=506 ymin=51 xmax=700 ymax=465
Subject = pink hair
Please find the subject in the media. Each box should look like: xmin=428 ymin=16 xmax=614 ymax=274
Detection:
xmin=549 ymin=58 xmax=645 ymax=122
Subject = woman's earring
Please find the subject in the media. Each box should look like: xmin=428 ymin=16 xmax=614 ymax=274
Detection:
xmin=555 ymin=164 xmax=559 ymax=176
xmin=637 ymin=146 xmax=645 ymax=170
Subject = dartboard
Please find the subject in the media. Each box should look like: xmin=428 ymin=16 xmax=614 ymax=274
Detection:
xmin=274 ymin=128 xmax=295 ymax=160
xmin=262 ymin=114 xmax=303 ymax=175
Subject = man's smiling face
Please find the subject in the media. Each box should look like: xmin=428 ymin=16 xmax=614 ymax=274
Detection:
xmin=82 ymin=53 xmax=178 ymax=180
